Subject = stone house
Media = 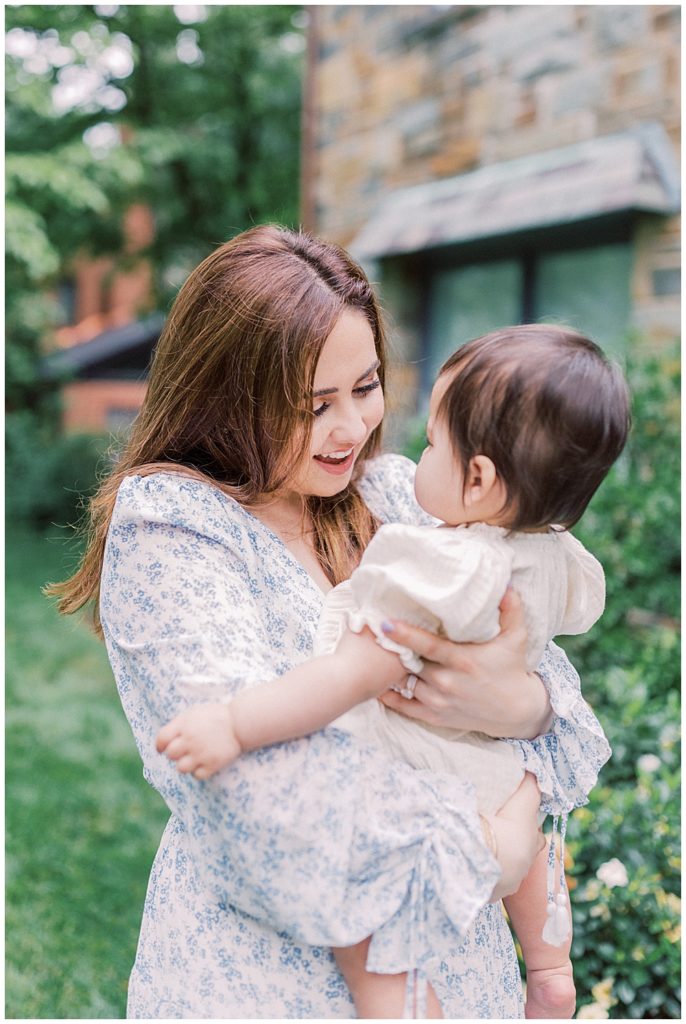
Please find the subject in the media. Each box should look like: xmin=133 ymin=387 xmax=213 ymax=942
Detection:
xmin=300 ymin=4 xmax=681 ymax=439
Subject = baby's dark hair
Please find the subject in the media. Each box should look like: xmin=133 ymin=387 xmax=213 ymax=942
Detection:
xmin=438 ymin=324 xmax=631 ymax=530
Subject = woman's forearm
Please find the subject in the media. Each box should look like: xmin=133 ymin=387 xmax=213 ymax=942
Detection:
xmin=503 ymin=671 xmax=553 ymax=740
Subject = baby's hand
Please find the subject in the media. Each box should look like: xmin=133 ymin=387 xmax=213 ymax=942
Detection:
xmin=155 ymin=702 xmax=241 ymax=779
xmin=334 ymin=626 xmax=406 ymax=695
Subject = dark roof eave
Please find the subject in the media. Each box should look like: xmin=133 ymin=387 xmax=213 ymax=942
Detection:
xmin=351 ymin=123 xmax=680 ymax=264
xmin=42 ymin=312 xmax=166 ymax=379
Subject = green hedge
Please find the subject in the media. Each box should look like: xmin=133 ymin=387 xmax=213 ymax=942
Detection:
xmin=5 ymin=412 xmax=112 ymax=528
xmin=561 ymin=351 xmax=680 ymax=1019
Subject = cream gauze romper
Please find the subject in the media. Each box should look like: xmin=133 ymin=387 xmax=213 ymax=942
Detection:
xmin=314 ymin=522 xmax=605 ymax=815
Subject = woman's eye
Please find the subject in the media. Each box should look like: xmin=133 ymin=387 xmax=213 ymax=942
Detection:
xmin=312 ymin=379 xmax=380 ymax=417
xmin=354 ymin=379 xmax=381 ymax=398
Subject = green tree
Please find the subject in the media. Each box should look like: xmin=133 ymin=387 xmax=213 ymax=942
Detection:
xmin=6 ymin=4 xmax=305 ymax=522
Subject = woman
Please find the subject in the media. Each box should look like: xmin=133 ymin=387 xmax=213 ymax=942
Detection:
xmin=50 ymin=225 xmax=609 ymax=1018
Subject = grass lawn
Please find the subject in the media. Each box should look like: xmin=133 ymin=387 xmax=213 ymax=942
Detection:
xmin=5 ymin=524 xmax=169 ymax=1018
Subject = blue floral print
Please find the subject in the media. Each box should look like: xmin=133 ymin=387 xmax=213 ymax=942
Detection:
xmin=100 ymin=453 xmax=609 ymax=1018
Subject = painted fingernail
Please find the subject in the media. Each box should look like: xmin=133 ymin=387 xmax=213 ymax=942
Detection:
xmin=381 ymin=620 xmax=395 ymax=635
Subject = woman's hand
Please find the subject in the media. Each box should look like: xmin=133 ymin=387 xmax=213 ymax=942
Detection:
xmin=487 ymin=772 xmax=545 ymax=901
xmin=378 ymin=588 xmax=553 ymax=739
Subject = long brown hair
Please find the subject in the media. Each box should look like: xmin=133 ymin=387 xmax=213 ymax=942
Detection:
xmin=47 ymin=225 xmax=386 ymax=632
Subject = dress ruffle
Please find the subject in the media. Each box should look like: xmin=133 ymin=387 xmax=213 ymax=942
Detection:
xmin=510 ymin=640 xmax=612 ymax=815
xmin=363 ymin=767 xmax=501 ymax=977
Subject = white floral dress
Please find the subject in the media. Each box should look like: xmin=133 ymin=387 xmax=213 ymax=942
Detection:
xmin=100 ymin=453 xmax=610 ymax=1019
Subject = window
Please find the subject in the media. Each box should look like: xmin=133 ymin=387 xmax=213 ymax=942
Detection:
xmin=535 ymin=244 xmax=632 ymax=357
xmin=428 ymin=260 xmax=523 ymax=381
xmin=56 ymin=278 xmax=77 ymax=326
xmin=425 ymin=240 xmax=632 ymax=393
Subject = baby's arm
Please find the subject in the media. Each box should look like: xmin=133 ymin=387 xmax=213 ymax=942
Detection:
xmin=504 ymin=843 xmax=576 ymax=1019
xmin=156 ymin=627 xmax=404 ymax=778
xmin=333 ymin=939 xmax=444 ymax=1019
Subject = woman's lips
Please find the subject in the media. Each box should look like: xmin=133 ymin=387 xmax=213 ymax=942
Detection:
xmin=313 ymin=449 xmax=355 ymax=475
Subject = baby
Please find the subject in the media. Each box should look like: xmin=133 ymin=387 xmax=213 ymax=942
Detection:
xmin=157 ymin=324 xmax=630 ymax=1018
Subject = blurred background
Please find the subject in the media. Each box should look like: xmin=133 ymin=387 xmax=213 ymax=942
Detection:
xmin=5 ymin=4 xmax=680 ymax=1018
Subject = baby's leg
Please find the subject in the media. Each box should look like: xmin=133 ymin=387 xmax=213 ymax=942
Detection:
xmin=504 ymin=842 xmax=576 ymax=1019
xmin=333 ymin=940 xmax=443 ymax=1018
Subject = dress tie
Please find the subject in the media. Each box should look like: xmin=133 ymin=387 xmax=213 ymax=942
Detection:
xmin=542 ymin=813 xmax=571 ymax=946
xmin=403 ymin=837 xmax=431 ymax=1018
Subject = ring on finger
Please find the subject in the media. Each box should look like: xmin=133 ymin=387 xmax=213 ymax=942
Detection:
xmin=400 ymin=674 xmax=419 ymax=700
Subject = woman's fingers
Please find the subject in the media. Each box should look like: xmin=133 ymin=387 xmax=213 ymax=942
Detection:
xmin=378 ymin=688 xmax=441 ymax=724
xmin=497 ymin=585 xmax=527 ymax=640
xmin=381 ymin=619 xmax=462 ymax=667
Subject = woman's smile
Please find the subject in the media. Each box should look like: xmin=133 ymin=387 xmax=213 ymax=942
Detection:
xmin=313 ymin=447 xmax=356 ymax=474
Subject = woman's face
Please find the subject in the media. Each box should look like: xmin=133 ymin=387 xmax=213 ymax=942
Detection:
xmin=289 ymin=309 xmax=384 ymax=499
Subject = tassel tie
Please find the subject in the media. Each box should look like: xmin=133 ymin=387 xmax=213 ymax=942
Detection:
xmin=542 ymin=813 xmax=571 ymax=946
xmin=403 ymin=837 xmax=431 ymax=1019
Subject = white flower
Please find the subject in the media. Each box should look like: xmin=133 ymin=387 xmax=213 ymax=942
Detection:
xmin=597 ymin=857 xmax=629 ymax=888
xmin=659 ymin=723 xmax=679 ymax=747
xmin=581 ymin=879 xmax=601 ymax=901
xmin=577 ymin=1003 xmax=609 ymax=1019
xmin=637 ymin=753 xmax=661 ymax=773
xmin=590 ymin=902 xmax=611 ymax=921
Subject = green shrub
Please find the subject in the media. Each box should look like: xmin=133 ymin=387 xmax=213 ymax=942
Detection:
xmin=562 ymin=350 xmax=680 ymax=1018
xmin=5 ymin=412 xmax=111 ymax=528
xmin=563 ymin=350 xmax=680 ymax=688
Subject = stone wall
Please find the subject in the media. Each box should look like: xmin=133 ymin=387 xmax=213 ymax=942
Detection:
xmin=309 ymin=4 xmax=680 ymax=348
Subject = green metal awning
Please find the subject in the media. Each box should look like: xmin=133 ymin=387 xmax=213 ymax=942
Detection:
xmin=351 ymin=122 xmax=680 ymax=261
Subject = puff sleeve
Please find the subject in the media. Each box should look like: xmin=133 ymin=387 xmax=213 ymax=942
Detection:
xmin=559 ymin=531 xmax=607 ymax=635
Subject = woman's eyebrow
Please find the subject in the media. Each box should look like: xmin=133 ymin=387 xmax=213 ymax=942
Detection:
xmin=313 ymin=358 xmax=380 ymax=398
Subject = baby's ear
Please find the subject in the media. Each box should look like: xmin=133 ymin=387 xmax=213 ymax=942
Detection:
xmin=466 ymin=454 xmax=509 ymax=520
xmin=466 ymin=454 xmax=498 ymax=495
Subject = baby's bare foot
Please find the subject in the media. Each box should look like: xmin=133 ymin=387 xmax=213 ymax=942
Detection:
xmin=525 ymin=962 xmax=575 ymax=1019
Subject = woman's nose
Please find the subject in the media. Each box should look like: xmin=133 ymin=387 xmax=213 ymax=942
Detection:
xmin=330 ymin=403 xmax=368 ymax=445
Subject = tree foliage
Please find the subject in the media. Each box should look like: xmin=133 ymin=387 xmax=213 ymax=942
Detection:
xmin=5 ymin=4 xmax=303 ymax=382
xmin=6 ymin=3 xmax=305 ymax=512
